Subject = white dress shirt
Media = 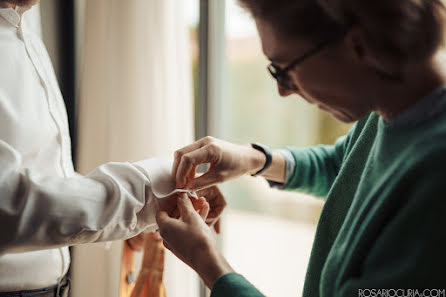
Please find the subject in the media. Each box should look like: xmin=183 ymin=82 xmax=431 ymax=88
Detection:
xmin=0 ymin=7 xmax=168 ymax=291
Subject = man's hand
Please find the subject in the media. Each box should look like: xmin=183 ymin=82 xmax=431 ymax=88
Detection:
xmin=197 ymin=186 xmax=227 ymax=234
xmin=126 ymin=233 xmax=145 ymax=252
xmin=156 ymin=194 xmax=234 ymax=288
xmin=172 ymin=137 xmax=266 ymax=190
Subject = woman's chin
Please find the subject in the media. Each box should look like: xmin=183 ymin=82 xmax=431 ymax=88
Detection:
xmin=317 ymin=104 xmax=366 ymax=123
xmin=329 ymin=110 xmax=357 ymax=123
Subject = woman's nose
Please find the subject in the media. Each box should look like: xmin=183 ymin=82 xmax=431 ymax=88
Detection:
xmin=277 ymin=83 xmax=295 ymax=97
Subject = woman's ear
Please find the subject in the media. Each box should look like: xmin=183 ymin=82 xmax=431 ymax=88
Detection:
xmin=344 ymin=26 xmax=402 ymax=81
xmin=344 ymin=26 xmax=368 ymax=64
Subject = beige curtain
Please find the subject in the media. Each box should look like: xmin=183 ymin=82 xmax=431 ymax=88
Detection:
xmin=71 ymin=0 xmax=197 ymax=296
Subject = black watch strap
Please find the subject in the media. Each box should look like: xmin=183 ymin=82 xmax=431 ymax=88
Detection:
xmin=251 ymin=143 xmax=273 ymax=176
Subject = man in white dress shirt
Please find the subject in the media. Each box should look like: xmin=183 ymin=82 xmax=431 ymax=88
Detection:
xmin=0 ymin=0 xmax=222 ymax=296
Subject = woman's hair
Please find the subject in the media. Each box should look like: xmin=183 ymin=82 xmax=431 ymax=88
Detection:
xmin=238 ymin=0 xmax=446 ymax=68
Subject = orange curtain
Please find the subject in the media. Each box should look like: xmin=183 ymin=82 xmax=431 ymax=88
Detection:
xmin=120 ymin=232 xmax=167 ymax=297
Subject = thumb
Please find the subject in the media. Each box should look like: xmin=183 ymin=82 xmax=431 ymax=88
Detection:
xmin=185 ymin=165 xmax=198 ymax=185
xmin=199 ymin=200 xmax=210 ymax=221
xmin=213 ymin=219 xmax=221 ymax=234
xmin=156 ymin=210 xmax=175 ymax=229
xmin=156 ymin=210 xmax=182 ymax=239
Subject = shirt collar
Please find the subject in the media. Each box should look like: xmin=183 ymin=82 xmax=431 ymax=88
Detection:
xmin=0 ymin=6 xmax=22 ymax=28
xmin=385 ymin=85 xmax=446 ymax=128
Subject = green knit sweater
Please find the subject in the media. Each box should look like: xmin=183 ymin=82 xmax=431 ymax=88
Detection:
xmin=211 ymin=109 xmax=446 ymax=297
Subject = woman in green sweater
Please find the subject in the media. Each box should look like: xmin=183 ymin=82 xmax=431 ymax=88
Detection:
xmin=157 ymin=0 xmax=446 ymax=296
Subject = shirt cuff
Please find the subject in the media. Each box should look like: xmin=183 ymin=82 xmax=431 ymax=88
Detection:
xmin=133 ymin=157 xmax=198 ymax=199
xmin=267 ymin=148 xmax=296 ymax=189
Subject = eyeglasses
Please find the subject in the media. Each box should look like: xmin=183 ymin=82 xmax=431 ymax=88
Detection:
xmin=267 ymin=36 xmax=343 ymax=91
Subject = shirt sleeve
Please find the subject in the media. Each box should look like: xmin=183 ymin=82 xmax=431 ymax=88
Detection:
xmin=0 ymin=139 xmax=169 ymax=255
xmin=267 ymin=148 xmax=296 ymax=189
xmin=211 ymin=273 xmax=265 ymax=297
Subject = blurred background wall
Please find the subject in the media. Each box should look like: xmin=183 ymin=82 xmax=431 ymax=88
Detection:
xmin=71 ymin=1 xmax=196 ymax=297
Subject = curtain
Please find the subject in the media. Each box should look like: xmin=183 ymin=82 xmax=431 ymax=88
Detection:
xmin=71 ymin=1 xmax=197 ymax=296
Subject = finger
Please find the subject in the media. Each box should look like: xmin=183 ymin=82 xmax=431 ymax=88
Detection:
xmin=156 ymin=210 xmax=178 ymax=233
xmin=156 ymin=210 xmax=170 ymax=225
xmin=132 ymin=235 xmax=144 ymax=246
xmin=208 ymin=195 xmax=227 ymax=220
xmin=192 ymin=196 xmax=206 ymax=211
xmin=176 ymin=144 xmax=219 ymax=189
xmin=199 ymin=201 xmax=210 ymax=221
xmin=172 ymin=141 xmax=205 ymax=178
xmin=158 ymin=193 xmax=181 ymax=214
xmin=153 ymin=231 xmax=162 ymax=241
xmin=186 ymin=165 xmax=198 ymax=185
xmin=177 ymin=194 xmax=195 ymax=219
xmin=162 ymin=239 xmax=172 ymax=251
xmin=156 ymin=212 xmax=184 ymax=244
xmin=131 ymin=241 xmax=143 ymax=252
xmin=172 ymin=137 xmax=212 ymax=179
xmin=172 ymin=156 xmax=181 ymax=181
xmin=172 ymin=207 xmax=180 ymax=219
xmin=176 ymin=165 xmax=198 ymax=190
xmin=197 ymin=186 xmax=226 ymax=208
xmin=213 ymin=219 xmax=221 ymax=234
xmin=126 ymin=238 xmax=142 ymax=251
xmin=186 ymin=168 xmax=225 ymax=191
xmin=196 ymin=186 xmax=213 ymax=197
xmin=126 ymin=239 xmax=134 ymax=249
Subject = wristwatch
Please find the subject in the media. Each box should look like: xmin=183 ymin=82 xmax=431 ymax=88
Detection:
xmin=251 ymin=143 xmax=273 ymax=176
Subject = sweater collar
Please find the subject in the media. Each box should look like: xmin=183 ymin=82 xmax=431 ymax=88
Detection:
xmin=383 ymin=85 xmax=446 ymax=128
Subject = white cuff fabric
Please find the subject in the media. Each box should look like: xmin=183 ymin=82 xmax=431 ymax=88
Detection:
xmin=134 ymin=157 xmax=198 ymax=200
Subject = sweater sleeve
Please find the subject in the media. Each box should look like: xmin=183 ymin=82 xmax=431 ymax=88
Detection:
xmin=211 ymin=273 xmax=265 ymax=297
xmin=282 ymin=130 xmax=354 ymax=198
xmin=336 ymin=152 xmax=446 ymax=295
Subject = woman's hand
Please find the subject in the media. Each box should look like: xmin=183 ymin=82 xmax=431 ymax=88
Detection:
xmin=156 ymin=194 xmax=234 ymax=288
xmin=172 ymin=136 xmax=266 ymax=190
